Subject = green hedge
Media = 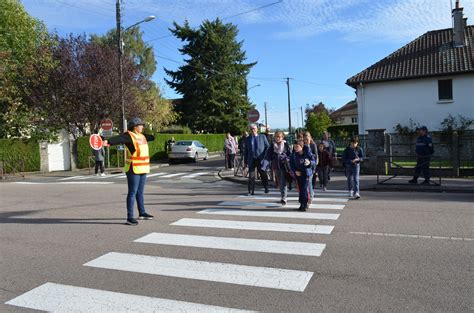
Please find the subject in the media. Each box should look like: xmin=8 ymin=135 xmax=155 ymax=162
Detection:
xmin=76 ymin=133 xmax=226 ymax=168
xmin=0 ymin=139 xmax=40 ymax=172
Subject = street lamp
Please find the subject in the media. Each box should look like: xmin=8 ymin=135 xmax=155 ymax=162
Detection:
xmin=116 ymin=0 xmax=155 ymax=134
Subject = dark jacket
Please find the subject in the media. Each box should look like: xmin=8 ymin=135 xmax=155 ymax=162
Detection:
xmin=245 ymin=134 xmax=270 ymax=167
xmin=342 ymin=145 xmax=364 ymax=167
xmin=290 ymin=145 xmax=316 ymax=177
xmin=106 ymin=132 xmax=155 ymax=155
xmin=307 ymin=142 xmax=318 ymax=169
xmin=266 ymin=141 xmax=291 ymax=171
xmin=415 ymin=135 xmax=434 ymax=157
xmin=92 ymin=147 xmax=105 ymax=162
xmin=317 ymin=149 xmax=332 ymax=167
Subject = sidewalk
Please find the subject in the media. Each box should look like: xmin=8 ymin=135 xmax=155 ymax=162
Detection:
xmin=219 ymin=169 xmax=474 ymax=194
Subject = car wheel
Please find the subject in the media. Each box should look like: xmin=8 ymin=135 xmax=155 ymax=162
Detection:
xmin=193 ymin=153 xmax=198 ymax=163
xmin=203 ymin=152 xmax=208 ymax=160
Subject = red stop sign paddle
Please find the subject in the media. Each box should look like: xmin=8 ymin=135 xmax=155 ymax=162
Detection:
xmin=101 ymin=118 xmax=113 ymax=131
xmin=89 ymin=134 xmax=103 ymax=150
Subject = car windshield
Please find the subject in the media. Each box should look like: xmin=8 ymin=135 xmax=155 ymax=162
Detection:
xmin=175 ymin=141 xmax=193 ymax=146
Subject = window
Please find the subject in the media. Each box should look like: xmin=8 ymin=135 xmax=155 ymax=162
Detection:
xmin=438 ymin=79 xmax=453 ymax=100
xmin=351 ymin=117 xmax=358 ymax=124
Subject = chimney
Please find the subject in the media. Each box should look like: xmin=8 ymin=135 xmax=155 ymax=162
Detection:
xmin=452 ymin=0 xmax=467 ymax=47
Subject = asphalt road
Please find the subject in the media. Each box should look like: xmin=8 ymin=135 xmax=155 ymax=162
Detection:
xmin=1 ymin=158 xmax=473 ymax=312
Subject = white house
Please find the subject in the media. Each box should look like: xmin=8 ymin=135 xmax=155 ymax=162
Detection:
xmin=346 ymin=1 xmax=474 ymax=135
xmin=330 ymin=100 xmax=358 ymax=126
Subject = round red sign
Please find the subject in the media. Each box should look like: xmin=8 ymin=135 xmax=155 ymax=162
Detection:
xmin=89 ymin=134 xmax=103 ymax=150
xmin=101 ymin=118 xmax=113 ymax=131
xmin=247 ymin=109 xmax=260 ymax=123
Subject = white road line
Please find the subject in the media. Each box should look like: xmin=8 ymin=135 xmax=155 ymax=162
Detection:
xmin=238 ymin=195 xmax=349 ymax=203
xmin=135 ymin=233 xmax=326 ymax=256
xmin=172 ymin=218 xmax=334 ymax=235
xmin=114 ymin=174 xmax=127 ymax=179
xmin=220 ymin=201 xmax=345 ymax=210
xmin=350 ymin=232 xmax=474 ymax=241
xmin=182 ymin=172 xmax=210 ymax=178
xmin=6 ymin=282 xmax=255 ymax=312
xmin=147 ymin=172 xmax=168 ymax=178
xmin=252 ymin=191 xmax=350 ymax=197
xmin=84 ymin=252 xmax=313 ymax=292
xmin=57 ymin=176 xmax=85 ymax=181
xmin=160 ymin=172 xmax=186 ymax=178
xmin=314 ymin=189 xmax=348 ymax=193
xmin=13 ymin=182 xmax=114 ymax=185
xmin=98 ymin=173 xmax=124 ymax=179
xmin=198 ymin=208 xmax=339 ymax=220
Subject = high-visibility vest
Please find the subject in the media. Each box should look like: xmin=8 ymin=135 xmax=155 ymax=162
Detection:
xmin=124 ymin=131 xmax=150 ymax=174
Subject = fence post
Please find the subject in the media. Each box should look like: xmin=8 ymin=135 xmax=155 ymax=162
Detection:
xmin=452 ymin=131 xmax=460 ymax=177
xmin=384 ymin=133 xmax=392 ymax=175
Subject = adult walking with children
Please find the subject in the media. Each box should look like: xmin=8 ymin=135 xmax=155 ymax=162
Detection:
xmin=244 ymin=124 xmax=270 ymax=195
xmin=265 ymin=131 xmax=291 ymax=205
xmin=104 ymin=117 xmax=155 ymax=226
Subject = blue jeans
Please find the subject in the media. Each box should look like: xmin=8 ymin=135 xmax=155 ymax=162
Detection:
xmin=296 ymin=175 xmax=311 ymax=206
xmin=275 ymin=168 xmax=288 ymax=199
xmin=346 ymin=164 xmax=360 ymax=193
xmin=126 ymin=172 xmax=147 ymax=219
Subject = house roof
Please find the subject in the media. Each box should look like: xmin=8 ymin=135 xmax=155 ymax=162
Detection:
xmin=346 ymin=25 xmax=474 ymax=87
xmin=330 ymin=100 xmax=357 ymax=118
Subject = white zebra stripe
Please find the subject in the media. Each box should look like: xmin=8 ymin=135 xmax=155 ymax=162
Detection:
xmin=84 ymin=252 xmax=313 ymax=292
xmin=197 ymin=208 xmax=339 ymax=220
xmin=135 ymin=233 xmax=326 ymax=256
xmin=6 ymin=282 xmax=255 ymax=312
xmin=171 ymin=218 xmax=334 ymax=234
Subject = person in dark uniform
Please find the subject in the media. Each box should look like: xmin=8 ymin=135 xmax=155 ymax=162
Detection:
xmin=409 ymin=126 xmax=434 ymax=185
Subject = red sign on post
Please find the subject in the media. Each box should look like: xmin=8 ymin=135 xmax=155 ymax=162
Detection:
xmin=247 ymin=109 xmax=260 ymax=123
xmin=89 ymin=134 xmax=103 ymax=150
xmin=101 ymin=119 xmax=113 ymax=131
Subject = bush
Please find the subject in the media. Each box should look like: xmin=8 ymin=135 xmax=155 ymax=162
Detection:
xmin=0 ymin=139 xmax=40 ymax=172
xmin=158 ymin=125 xmax=192 ymax=134
xmin=327 ymin=124 xmax=358 ymax=139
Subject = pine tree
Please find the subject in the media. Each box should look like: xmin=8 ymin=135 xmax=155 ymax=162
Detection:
xmin=165 ymin=19 xmax=256 ymax=134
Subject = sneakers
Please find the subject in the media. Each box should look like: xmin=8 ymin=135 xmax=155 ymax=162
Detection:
xmin=138 ymin=212 xmax=154 ymax=220
xmin=100 ymin=173 xmax=106 ymax=177
xmin=126 ymin=218 xmax=138 ymax=226
xmin=280 ymin=198 xmax=287 ymax=205
xmin=248 ymin=191 xmax=255 ymax=196
xmin=421 ymin=179 xmax=431 ymax=185
xmin=298 ymin=204 xmax=308 ymax=211
xmin=349 ymin=190 xmax=354 ymax=197
xmin=322 ymin=186 xmax=327 ymax=192
xmin=354 ymin=192 xmax=361 ymax=199
xmin=96 ymin=173 xmax=100 ymax=176
xmin=408 ymin=178 xmax=417 ymax=184
xmin=264 ymin=188 xmax=269 ymax=194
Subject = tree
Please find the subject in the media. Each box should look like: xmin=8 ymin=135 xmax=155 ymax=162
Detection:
xmin=91 ymin=27 xmax=176 ymax=131
xmin=0 ymin=0 xmax=53 ymax=138
xmin=165 ymin=19 xmax=256 ymax=133
xmin=305 ymin=101 xmax=334 ymax=122
xmin=305 ymin=111 xmax=332 ymax=139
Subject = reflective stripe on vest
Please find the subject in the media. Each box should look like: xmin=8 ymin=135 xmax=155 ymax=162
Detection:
xmin=124 ymin=131 xmax=150 ymax=174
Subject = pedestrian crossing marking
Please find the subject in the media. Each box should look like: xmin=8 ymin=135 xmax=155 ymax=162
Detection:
xmin=198 ymin=208 xmax=340 ymax=220
xmin=135 ymin=232 xmax=327 ymax=256
xmin=172 ymin=218 xmax=334 ymax=234
xmin=181 ymin=172 xmax=210 ymax=178
xmin=219 ymin=201 xmax=345 ymax=210
xmin=160 ymin=172 xmax=187 ymax=178
xmin=254 ymin=191 xmax=349 ymax=197
xmin=57 ymin=176 xmax=85 ymax=181
xmin=146 ymin=172 xmax=168 ymax=178
xmin=238 ymin=195 xmax=349 ymax=203
xmin=5 ymin=282 xmax=255 ymax=312
xmin=84 ymin=252 xmax=314 ymax=292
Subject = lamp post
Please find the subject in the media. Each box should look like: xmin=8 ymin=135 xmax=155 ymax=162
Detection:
xmin=116 ymin=0 xmax=155 ymax=134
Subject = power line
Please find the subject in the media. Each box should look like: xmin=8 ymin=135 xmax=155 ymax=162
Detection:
xmin=146 ymin=0 xmax=283 ymax=43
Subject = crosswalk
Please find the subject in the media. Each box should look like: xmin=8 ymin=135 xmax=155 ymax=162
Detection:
xmin=6 ymin=187 xmax=351 ymax=311
xmin=54 ymin=171 xmax=212 ymax=183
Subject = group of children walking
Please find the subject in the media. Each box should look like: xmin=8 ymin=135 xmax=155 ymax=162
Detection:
xmin=261 ymin=130 xmax=363 ymax=211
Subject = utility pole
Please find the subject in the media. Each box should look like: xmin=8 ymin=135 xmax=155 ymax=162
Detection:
xmin=116 ymin=0 xmax=125 ymax=134
xmin=300 ymin=106 xmax=304 ymax=128
xmin=286 ymin=77 xmax=292 ymax=134
xmin=264 ymin=101 xmax=268 ymax=129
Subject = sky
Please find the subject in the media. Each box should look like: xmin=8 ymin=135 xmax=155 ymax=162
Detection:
xmin=22 ymin=0 xmax=474 ymax=129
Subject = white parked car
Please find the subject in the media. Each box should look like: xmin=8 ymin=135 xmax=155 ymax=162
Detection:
xmin=168 ymin=140 xmax=209 ymax=163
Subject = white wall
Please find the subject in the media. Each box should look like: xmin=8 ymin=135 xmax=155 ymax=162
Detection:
xmin=356 ymin=74 xmax=474 ymax=134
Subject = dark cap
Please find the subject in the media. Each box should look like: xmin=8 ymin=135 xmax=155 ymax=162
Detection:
xmin=128 ymin=117 xmax=144 ymax=129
